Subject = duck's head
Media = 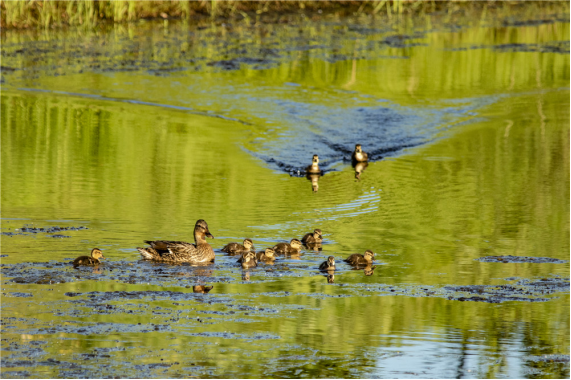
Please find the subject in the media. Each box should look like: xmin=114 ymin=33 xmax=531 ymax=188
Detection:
xmin=356 ymin=144 xmax=365 ymax=153
xmin=290 ymin=239 xmax=303 ymax=250
xmin=195 ymin=219 xmax=214 ymax=239
xmin=243 ymin=239 xmax=254 ymax=249
xmin=327 ymin=256 xmax=335 ymax=267
xmin=91 ymin=248 xmax=105 ymax=260
xmin=364 ymin=250 xmax=375 ymax=261
xmin=313 ymin=229 xmax=322 ymax=239
xmin=312 ymin=154 xmax=319 ymax=164
xmin=264 ymin=248 xmax=276 ymax=258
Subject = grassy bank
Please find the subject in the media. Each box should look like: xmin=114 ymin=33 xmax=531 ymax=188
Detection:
xmin=1 ymin=0 xmax=568 ymax=29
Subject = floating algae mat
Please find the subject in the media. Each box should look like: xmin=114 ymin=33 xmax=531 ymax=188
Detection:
xmin=1 ymin=6 xmax=570 ymax=379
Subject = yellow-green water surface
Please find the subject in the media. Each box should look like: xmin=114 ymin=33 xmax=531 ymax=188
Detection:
xmin=1 ymin=9 xmax=569 ymax=379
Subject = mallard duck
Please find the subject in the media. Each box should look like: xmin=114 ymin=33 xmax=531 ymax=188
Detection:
xmin=193 ymin=285 xmax=213 ymax=293
xmin=273 ymin=239 xmax=303 ymax=254
xmin=301 ymin=229 xmax=322 ymax=244
xmin=255 ymin=248 xmax=276 ymax=262
xmin=137 ymin=219 xmax=215 ymax=264
xmin=221 ymin=238 xmax=254 ymax=254
xmin=351 ymin=144 xmax=368 ymax=162
xmin=73 ymin=248 xmax=105 ymax=266
xmin=238 ymin=251 xmax=257 ymax=268
xmin=319 ymin=256 xmax=336 ymax=271
xmin=306 ymin=154 xmax=321 ymax=174
xmin=344 ymin=250 xmax=375 ymax=266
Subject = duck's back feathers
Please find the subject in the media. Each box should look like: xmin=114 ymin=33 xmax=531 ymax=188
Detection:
xmin=73 ymin=256 xmax=100 ymax=266
xmin=139 ymin=241 xmax=214 ymax=263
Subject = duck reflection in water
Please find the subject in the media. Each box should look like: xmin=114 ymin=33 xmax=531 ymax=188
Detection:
xmin=353 ymin=161 xmax=368 ymax=180
xmin=364 ymin=265 xmax=376 ymax=276
xmin=242 ymin=271 xmax=251 ymax=281
xmin=306 ymin=173 xmax=320 ymax=192
xmin=326 ymin=273 xmax=335 ymax=283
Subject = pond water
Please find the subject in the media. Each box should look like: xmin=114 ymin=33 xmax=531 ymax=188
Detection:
xmin=1 ymin=7 xmax=570 ymax=379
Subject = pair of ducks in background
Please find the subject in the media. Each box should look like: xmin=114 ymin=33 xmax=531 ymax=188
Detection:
xmin=306 ymin=144 xmax=369 ymax=191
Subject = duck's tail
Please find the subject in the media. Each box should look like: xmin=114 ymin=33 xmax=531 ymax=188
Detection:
xmin=138 ymin=247 xmax=159 ymax=260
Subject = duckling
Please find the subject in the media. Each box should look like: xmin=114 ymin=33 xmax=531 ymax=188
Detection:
xmin=221 ymin=238 xmax=254 ymax=255
xmin=193 ymin=285 xmax=213 ymax=293
xmin=351 ymin=144 xmax=368 ymax=162
xmin=319 ymin=256 xmax=336 ymax=271
xmin=255 ymin=248 xmax=276 ymax=262
xmin=73 ymin=248 xmax=105 ymax=267
xmin=273 ymin=239 xmax=303 ymax=255
xmin=238 ymin=251 xmax=257 ymax=268
xmin=344 ymin=250 xmax=375 ymax=266
xmin=306 ymin=154 xmax=321 ymax=174
xmin=138 ymin=219 xmax=215 ymax=264
xmin=301 ymin=228 xmax=322 ymax=244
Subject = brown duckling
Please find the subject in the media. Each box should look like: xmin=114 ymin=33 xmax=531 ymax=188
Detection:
xmin=193 ymin=285 xmax=213 ymax=293
xmin=306 ymin=154 xmax=321 ymax=174
xmin=301 ymin=228 xmax=322 ymax=244
xmin=238 ymin=251 xmax=257 ymax=268
xmin=73 ymin=248 xmax=105 ymax=267
xmin=344 ymin=250 xmax=375 ymax=266
xmin=138 ymin=219 xmax=215 ymax=264
xmin=255 ymin=248 xmax=276 ymax=262
xmin=221 ymin=238 xmax=254 ymax=255
xmin=273 ymin=239 xmax=303 ymax=255
xmin=318 ymin=256 xmax=336 ymax=271
xmin=351 ymin=144 xmax=368 ymax=162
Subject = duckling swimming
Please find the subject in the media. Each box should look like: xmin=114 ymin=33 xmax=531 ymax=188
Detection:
xmin=273 ymin=239 xmax=303 ymax=255
xmin=319 ymin=256 xmax=336 ymax=271
xmin=137 ymin=219 xmax=215 ymax=264
xmin=221 ymin=238 xmax=254 ymax=255
xmin=255 ymin=248 xmax=276 ymax=263
xmin=301 ymin=229 xmax=322 ymax=244
xmin=344 ymin=250 xmax=375 ymax=266
xmin=306 ymin=154 xmax=321 ymax=174
xmin=193 ymin=285 xmax=213 ymax=293
xmin=73 ymin=248 xmax=105 ymax=267
xmin=351 ymin=144 xmax=368 ymax=162
xmin=238 ymin=251 xmax=257 ymax=268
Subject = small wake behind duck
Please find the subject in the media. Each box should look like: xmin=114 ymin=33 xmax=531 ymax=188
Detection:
xmin=244 ymin=95 xmax=489 ymax=176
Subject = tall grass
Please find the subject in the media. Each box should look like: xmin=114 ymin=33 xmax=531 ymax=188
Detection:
xmin=2 ymin=0 xmax=567 ymax=29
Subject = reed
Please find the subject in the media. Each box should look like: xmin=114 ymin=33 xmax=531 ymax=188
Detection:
xmin=2 ymin=0 xmax=566 ymax=29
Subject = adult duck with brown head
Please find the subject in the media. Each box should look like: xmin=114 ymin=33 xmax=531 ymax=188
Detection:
xmin=138 ymin=219 xmax=215 ymax=264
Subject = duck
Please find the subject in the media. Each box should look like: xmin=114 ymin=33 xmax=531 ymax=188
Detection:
xmin=237 ymin=251 xmax=257 ymax=268
xmin=301 ymin=228 xmax=322 ymax=244
xmin=255 ymin=248 xmax=276 ymax=262
xmin=73 ymin=248 xmax=105 ymax=266
xmin=273 ymin=239 xmax=303 ymax=255
xmin=137 ymin=219 xmax=215 ymax=264
xmin=221 ymin=238 xmax=254 ymax=255
xmin=193 ymin=285 xmax=213 ymax=293
xmin=351 ymin=144 xmax=368 ymax=162
xmin=319 ymin=256 xmax=336 ymax=271
xmin=344 ymin=250 xmax=375 ymax=266
xmin=306 ymin=154 xmax=321 ymax=174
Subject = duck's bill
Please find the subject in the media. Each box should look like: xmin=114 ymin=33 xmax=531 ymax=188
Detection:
xmin=206 ymin=232 xmax=214 ymax=239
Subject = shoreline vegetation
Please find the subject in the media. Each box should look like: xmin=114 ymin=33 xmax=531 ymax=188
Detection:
xmin=1 ymin=0 xmax=569 ymax=30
